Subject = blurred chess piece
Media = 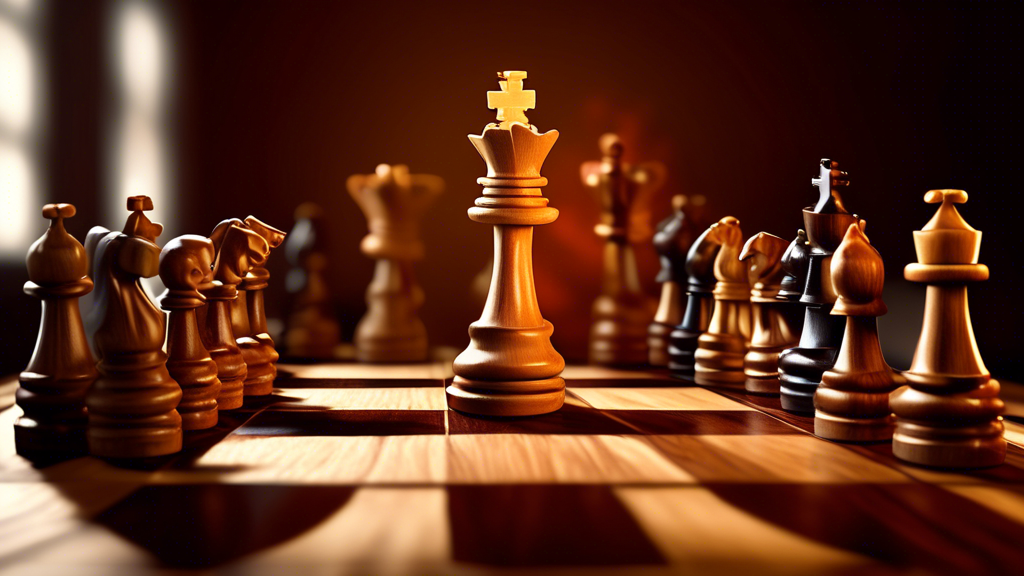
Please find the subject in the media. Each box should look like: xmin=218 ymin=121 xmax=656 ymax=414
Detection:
xmin=814 ymin=222 xmax=904 ymax=441
xmin=891 ymin=190 xmax=1005 ymax=467
xmin=648 ymin=195 xmax=701 ymax=367
xmin=448 ymin=71 xmax=565 ymax=416
xmin=283 ymin=203 xmax=340 ymax=359
xmin=740 ymin=232 xmax=801 ymax=395
xmin=694 ymin=217 xmax=751 ymax=387
xmin=86 ymin=196 xmax=182 ymax=458
xmin=15 ymin=204 xmax=96 ymax=457
xmin=778 ymin=159 xmax=858 ymax=414
xmin=583 ymin=133 xmax=664 ymax=366
xmin=667 ymin=224 xmax=722 ymax=375
xmin=201 ymin=220 xmax=270 ymax=410
xmin=159 ymin=235 xmax=222 ymax=431
xmin=348 ymin=164 xmax=444 ymax=363
xmin=234 ymin=217 xmax=287 ymax=395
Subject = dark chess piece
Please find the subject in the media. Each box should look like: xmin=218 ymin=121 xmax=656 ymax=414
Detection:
xmin=283 ymin=203 xmax=341 ymax=360
xmin=236 ymin=216 xmax=287 ymax=395
xmin=159 ymin=235 xmax=222 ymax=431
xmin=814 ymin=222 xmax=904 ymax=441
xmin=778 ymin=159 xmax=858 ymax=414
xmin=86 ymin=196 xmax=182 ymax=458
xmin=740 ymin=232 xmax=801 ymax=395
xmin=648 ymin=194 xmax=700 ymax=367
xmin=447 ymin=71 xmax=565 ymax=416
xmin=348 ymin=164 xmax=444 ymax=363
xmin=15 ymin=204 xmax=97 ymax=457
xmin=778 ymin=230 xmax=810 ymax=302
xmin=694 ymin=217 xmax=751 ymax=387
xmin=667 ymin=225 xmax=722 ymax=375
xmin=583 ymin=133 xmax=664 ymax=366
xmin=201 ymin=220 xmax=270 ymax=410
xmin=890 ymin=190 xmax=1005 ymax=468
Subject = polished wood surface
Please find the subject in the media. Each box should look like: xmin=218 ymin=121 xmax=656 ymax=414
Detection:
xmin=200 ymin=221 xmax=270 ymax=411
xmin=448 ymin=72 xmax=565 ymax=417
xmin=1 ymin=361 xmax=1022 ymax=574
xmin=347 ymin=164 xmax=443 ymax=363
xmin=282 ymin=203 xmax=341 ymax=360
xmin=649 ymin=195 xmax=700 ymax=367
xmin=85 ymin=197 xmax=182 ymax=458
xmin=891 ymin=190 xmax=1006 ymax=468
xmin=778 ymin=159 xmax=857 ymax=414
xmin=694 ymin=217 xmax=751 ymax=387
xmin=740 ymin=232 xmax=801 ymax=395
xmin=15 ymin=204 xmax=96 ymax=457
xmin=583 ymin=133 xmax=664 ymax=366
xmin=667 ymin=225 xmax=721 ymax=375
xmin=814 ymin=223 xmax=904 ymax=442
xmin=159 ymin=235 xmax=222 ymax=431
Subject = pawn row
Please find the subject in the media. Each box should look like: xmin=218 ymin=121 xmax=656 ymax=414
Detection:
xmin=14 ymin=196 xmax=286 ymax=460
xmin=661 ymin=160 xmax=1005 ymax=470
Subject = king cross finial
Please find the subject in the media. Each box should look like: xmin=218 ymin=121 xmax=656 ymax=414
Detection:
xmin=487 ymin=71 xmax=535 ymax=129
xmin=810 ymin=158 xmax=850 ymax=214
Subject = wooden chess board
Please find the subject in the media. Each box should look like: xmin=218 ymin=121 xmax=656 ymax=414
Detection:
xmin=1 ymin=363 xmax=1023 ymax=575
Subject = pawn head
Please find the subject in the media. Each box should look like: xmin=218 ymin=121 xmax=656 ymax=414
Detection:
xmin=159 ymin=235 xmax=216 ymax=293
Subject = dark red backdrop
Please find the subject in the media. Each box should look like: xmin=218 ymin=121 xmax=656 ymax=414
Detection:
xmin=3 ymin=0 xmax=1020 ymax=378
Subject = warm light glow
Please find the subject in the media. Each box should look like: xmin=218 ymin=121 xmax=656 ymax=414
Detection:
xmin=108 ymin=1 xmax=172 ymax=232
xmin=116 ymin=2 xmax=165 ymax=112
xmin=0 ymin=141 xmax=34 ymax=253
xmin=0 ymin=20 xmax=34 ymax=135
xmin=0 ymin=3 xmax=38 ymax=259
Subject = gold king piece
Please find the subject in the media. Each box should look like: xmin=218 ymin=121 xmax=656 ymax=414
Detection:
xmin=447 ymin=71 xmax=565 ymax=417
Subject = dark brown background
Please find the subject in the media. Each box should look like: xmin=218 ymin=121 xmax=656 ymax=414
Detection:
xmin=3 ymin=0 xmax=1020 ymax=378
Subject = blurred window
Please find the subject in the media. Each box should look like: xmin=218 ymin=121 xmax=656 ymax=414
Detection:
xmin=0 ymin=0 xmax=39 ymax=258
xmin=108 ymin=1 xmax=170 ymax=230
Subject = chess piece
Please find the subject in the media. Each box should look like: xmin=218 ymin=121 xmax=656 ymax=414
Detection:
xmin=86 ymin=196 xmax=182 ymax=458
xmin=471 ymin=257 xmax=493 ymax=310
xmin=778 ymin=159 xmax=858 ymax=414
xmin=15 ymin=204 xmax=97 ymax=456
xmin=348 ymin=164 xmax=444 ymax=363
xmin=235 ymin=216 xmax=287 ymax=395
xmin=648 ymin=195 xmax=700 ymax=367
xmin=283 ymin=203 xmax=340 ymax=359
xmin=82 ymin=225 xmax=112 ymax=351
xmin=694 ymin=217 xmax=751 ymax=387
xmin=891 ymin=190 xmax=1005 ymax=467
xmin=740 ymin=232 xmax=801 ymax=395
xmin=583 ymin=133 xmax=664 ymax=366
xmin=159 ymin=235 xmax=222 ymax=431
xmin=447 ymin=71 xmax=565 ymax=416
xmin=201 ymin=220 xmax=270 ymax=410
xmin=813 ymin=222 xmax=903 ymax=441
xmin=667 ymin=225 xmax=722 ymax=375
xmin=778 ymin=230 xmax=811 ymax=302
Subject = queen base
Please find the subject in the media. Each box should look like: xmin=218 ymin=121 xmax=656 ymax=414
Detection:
xmin=446 ymin=376 xmax=565 ymax=417
xmin=88 ymin=414 xmax=182 ymax=459
xmin=814 ymin=411 xmax=895 ymax=443
xmin=694 ymin=333 xmax=746 ymax=388
xmin=892 ymin=421 xmax=1006 ymax=469
xmin=744 ymin=346 xmax=787 ymax=395
xmin=241 ymin=341 xmax=276 ymax=397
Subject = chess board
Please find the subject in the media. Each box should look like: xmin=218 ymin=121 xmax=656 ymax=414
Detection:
xmin=1 ymin=363 xmax=1023 ymax=575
